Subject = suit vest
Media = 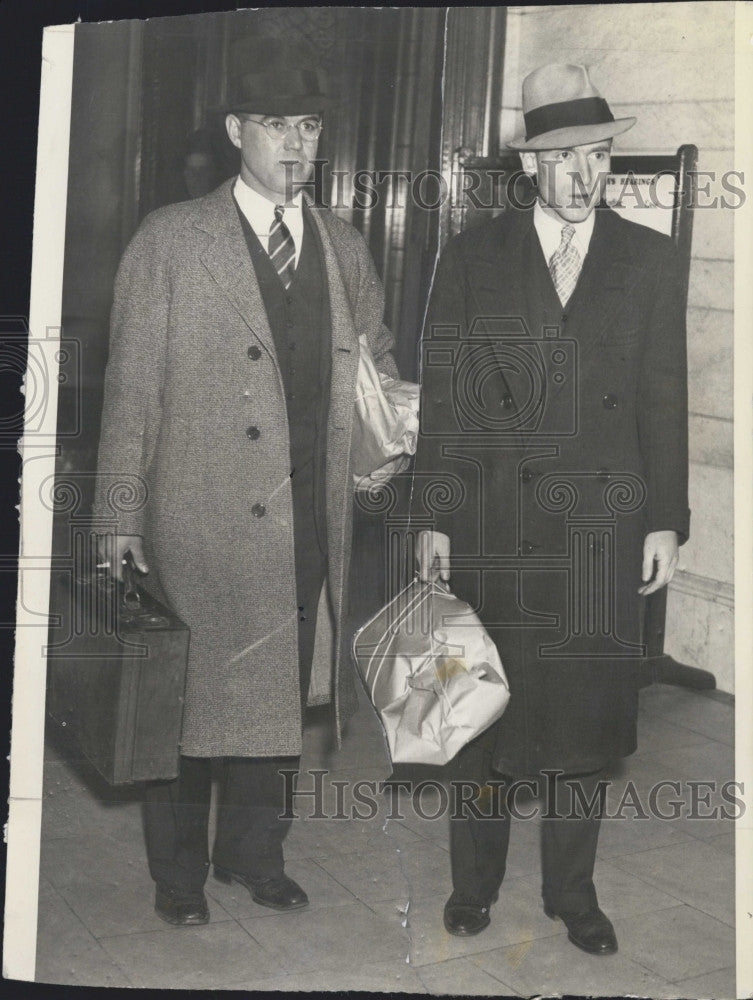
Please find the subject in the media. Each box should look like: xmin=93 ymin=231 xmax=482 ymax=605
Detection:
xmin=235 ymin=201 xmax=332 ymax=556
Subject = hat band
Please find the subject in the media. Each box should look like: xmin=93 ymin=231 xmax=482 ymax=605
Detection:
xmin=239 ymin=68 xmax=328 ymax=99
xmin=524 ymin=96 xmax=614 ymax=141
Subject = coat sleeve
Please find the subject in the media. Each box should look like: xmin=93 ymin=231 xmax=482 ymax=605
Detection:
xmin=636 ymin=239 xmax=691 ymax=543
xmin=93 ymin=215 xmax=171 ymax=536
xmin=351 ymin=230 xmax=399 ymax=380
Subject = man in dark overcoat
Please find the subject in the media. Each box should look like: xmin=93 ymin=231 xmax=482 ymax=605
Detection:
xmin=94 ymin=40 xmax=398 ymax=925
xmin=413 ymin=63 xmax=689 ymax=954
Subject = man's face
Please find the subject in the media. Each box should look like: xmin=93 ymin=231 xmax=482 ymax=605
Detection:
xmin=225 ymin=113 xmax=321 ymax=203
xmin=521 ymin=140 xmax=612 ymax=223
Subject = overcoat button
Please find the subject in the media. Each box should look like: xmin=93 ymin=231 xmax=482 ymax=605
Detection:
xmin=501 ymin=395 xmax=513 ymax=410
xmin=520 ymin=467 xmax=533 ymax=483
xmin=251 ymin=503 xmax=266 ymax=518
xmin=597 ymin=468 xmax=610 ymax=480
xmin=602 ymin=393 xmax=618 ymax=409
xmin=246 ymin=426 xmax=260 ymax=440
xmin=247 ymin=345 xmax=262 ymax=360
xmin=520 ymin=539 xmax=539 ymax=555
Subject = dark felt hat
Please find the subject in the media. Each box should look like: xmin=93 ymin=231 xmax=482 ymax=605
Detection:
xmin=219 ymin=36 xmax=334 ymax=116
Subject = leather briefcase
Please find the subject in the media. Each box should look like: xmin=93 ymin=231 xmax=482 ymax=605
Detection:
xmin=47 ymin=560 xmax=189 ymax=785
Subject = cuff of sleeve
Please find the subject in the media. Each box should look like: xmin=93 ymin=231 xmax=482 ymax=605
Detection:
xmin=93 ymin=472 xmax=148 ymax=523
xmin=647 ymin=508 xmax=691 ymax=546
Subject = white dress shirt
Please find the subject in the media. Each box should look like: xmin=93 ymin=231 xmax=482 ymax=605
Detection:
xmin=533 ymin=199 xmax=595 ymax=268
xmin=233 ymin=176 xmax=305 ymax=267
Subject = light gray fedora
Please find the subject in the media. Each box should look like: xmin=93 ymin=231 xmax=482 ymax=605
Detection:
xmin=507 ymin=63 xmax=636 ymax=151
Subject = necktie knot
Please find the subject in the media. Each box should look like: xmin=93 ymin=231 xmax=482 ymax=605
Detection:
xmin=273 ymin=205 xmax=285 ymax=224
xmin=560 ymin=224 xmax=576 ymax=248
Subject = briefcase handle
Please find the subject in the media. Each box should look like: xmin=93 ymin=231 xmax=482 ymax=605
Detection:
xmin=120 ymin=554 xmax=143 ymax=612
xmin=114 ymin=553 xmax=170 ymax=629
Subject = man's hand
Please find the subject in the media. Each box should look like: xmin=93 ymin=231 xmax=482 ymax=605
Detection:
xmin=368 ymin=453 xmax=412 ymax=481
xmin=353 ymin=454 xmax=412 ymax=491
xmin=98 ymin=534 xmax=149 ymax=582
xmin=638 ymin=530 xmax=679 ymax=595
xmin=417 ymin=530 xmax=451 ymax=583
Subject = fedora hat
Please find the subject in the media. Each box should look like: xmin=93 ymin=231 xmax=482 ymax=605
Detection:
xmin=507 ymin=63 xmax=635 ymax=151
xmin=219 ymin=36 xmax=334 ymax=117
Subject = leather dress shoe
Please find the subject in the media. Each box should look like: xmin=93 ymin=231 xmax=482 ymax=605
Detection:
xmin=544 ymin=904 xmax=618 ymax=955
xmin=214 ymin=865 xmax=309 ymax=911
xmin=443 ymin=890 xmax=499 ymax=937
xmin=154 ymin=886 xmax=209 ymax=926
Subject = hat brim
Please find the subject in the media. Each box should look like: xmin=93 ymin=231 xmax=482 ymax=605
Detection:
xmin=213 ymin=95 xmax=337 ymax=117
xmin=506 ymin=117 xmax=636 ymax=151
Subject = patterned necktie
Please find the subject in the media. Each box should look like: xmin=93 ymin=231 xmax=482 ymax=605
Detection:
xmin=548 ymin=224 xmax=581 ymax=306
xmin=268 ymin=205 xmax=296 ymax=289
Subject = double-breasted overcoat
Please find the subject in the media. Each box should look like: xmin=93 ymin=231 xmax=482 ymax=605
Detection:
xmin=94 ymin=179 xmax=397 ymax=757
xmin=413 ymin=205 xmax=689 ymax=776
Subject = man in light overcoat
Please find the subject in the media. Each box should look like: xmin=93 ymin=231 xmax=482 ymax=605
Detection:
xmin=414 ymin=64 xmax=689 ymax=955
xmin=95 ymin=39 xmax=398 ymax=925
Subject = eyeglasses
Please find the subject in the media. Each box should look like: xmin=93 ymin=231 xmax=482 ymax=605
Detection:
xmin=239 ymin=116 xmax=323 ymax=142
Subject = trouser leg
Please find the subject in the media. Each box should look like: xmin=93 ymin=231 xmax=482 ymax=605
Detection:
xmin=448 ymin=731 xmax=511 ymax=901
xmin=143 ymin=499 xmax=326 ymax=891
xmin=209 ymin=534 xmax=323 ymax=880
xmin=450 ymin=789 xmax=511 ymax=900
xmin=293 ymin=497 xmax=327 ymax=711
xmin=296 ymin=566 xmax=324 ymax=714
xmin=212 ymin=755 xmax=300 ymax=880
xmin=143 ymin=754 xmax=212 ymax=898
xmin=540 ymin=768 xmax=607 ymax=914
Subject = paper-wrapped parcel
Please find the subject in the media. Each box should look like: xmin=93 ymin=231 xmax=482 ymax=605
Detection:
xmin=353 ymin=578 xmax=510 ymax=765
xmin=351 ymin=334 xmax=419 ymax=480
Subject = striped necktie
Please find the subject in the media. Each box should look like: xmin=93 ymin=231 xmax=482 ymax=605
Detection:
xmin=268 ymin=205 xmax=296 ymax=290
xmin=548 ymin=224 xmax=581 ymax=306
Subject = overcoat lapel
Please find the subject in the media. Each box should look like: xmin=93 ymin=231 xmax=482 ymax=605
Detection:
xmin=466 ymin=208 xmax=533 ymax=333
xmin=196 ymin=181 xmax=360 ymax=435
xmin=195 ymin=180 xmax=280 ymax=370
xmin=562 ymin=209 xmax=642 ymax=364
xmin=470 ymin=205 xmax=642 ymax=356
xmin=461 ymin=207 xmax=645 ymax=448
xmin=462 ymin=210 xmax=540 ymax=450
xmin=536 ymin=207 xmax=645 ymax=408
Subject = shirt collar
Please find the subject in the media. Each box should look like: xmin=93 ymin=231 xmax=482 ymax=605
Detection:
xmin=533 ymin=199 xmax=595 ymax=263
xmin=233 ymin=175 xmax=304 ymax=242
